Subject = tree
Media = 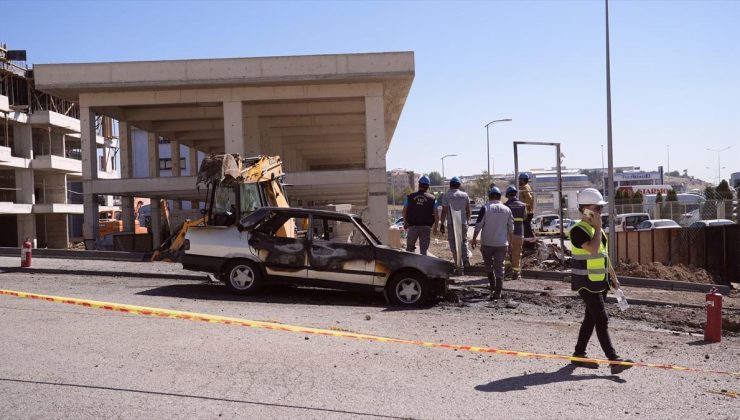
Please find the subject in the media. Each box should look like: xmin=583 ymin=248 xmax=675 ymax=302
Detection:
xmin=428 ymin=171 xmax=443 ymax=186
xmin=466 ymin=172 xmax=494 ymax=203
xmin=666 ymin=170 xmax=680 ymax=177
xmin=716 ymin=180 xmax=733 ymax=218
xmin=655 ymin=192 xmax=663 ymax=203
xmin=702 ymin=186 xmax=718 ymax=219
xmin=666 ymin=189 xmax=678 ymax=201
xmin=665 ymin=189 xmax=679 ymax=219
xmin=654 ymin=192 xmax=663 ymax=218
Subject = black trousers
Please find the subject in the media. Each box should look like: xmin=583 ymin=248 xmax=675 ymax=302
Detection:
xmin=575 ymin=289 xmax=618 ymax=360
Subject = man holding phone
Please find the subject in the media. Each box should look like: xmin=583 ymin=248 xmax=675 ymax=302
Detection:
xmin=568 ymin=188 xmax=632 ymax=374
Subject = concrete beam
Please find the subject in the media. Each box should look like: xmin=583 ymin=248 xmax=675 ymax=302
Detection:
xmin=124 ymin=106 xmax=222 ymax=122
xmin=151 ymin=119 xmax=224 ymax=132
xmin=78 ymin=83 xmax=381 ymax=108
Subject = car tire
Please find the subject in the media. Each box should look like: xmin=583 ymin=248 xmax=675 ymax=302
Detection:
xmin=223 ymin=260 xmax=263 ymax=295
xmin=385 ymin=270 xmax=428 ymax=306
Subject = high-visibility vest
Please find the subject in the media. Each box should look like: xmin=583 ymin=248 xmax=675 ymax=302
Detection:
xmin=569 ymin=220 xmax=608 ymax=293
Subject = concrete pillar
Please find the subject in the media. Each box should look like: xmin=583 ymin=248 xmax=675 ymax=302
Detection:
xmin=365 ymin=94 xmax=388 ymax=243
xmin=119 ymin=122 xmax=136 ymax=232
xmin=148 ymin=132 xmax=160 ymax=178
xmin=171 ymin=140 xmax=182 ymax=210
xmin=13 ymin=125 xmax=35 ymax=247
xmin=150 ymin=199 xmax=162 ymax=249
xmin=190 ymin=147 xmax=199 ymax=209
xmin=119 ymin=122 xmax=133 ymax=179
xmin=245 ymin=116 xmax=260 ymax=156
xmin=80 ymin=107 xmax=99 ymax=242
xmin=46 ymin=213 xmax=69 ymax=249
xmin=223 ymin=101 xmax=245 ymax=155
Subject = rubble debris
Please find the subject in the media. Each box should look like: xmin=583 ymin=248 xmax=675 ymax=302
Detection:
xmin=616 ymin=262 xmax=715 ymax=284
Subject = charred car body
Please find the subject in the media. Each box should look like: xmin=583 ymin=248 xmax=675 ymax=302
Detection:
xmin=182 ymin=207 xmax=453 ymax=305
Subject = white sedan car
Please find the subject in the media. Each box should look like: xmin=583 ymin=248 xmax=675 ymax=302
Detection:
xmin=635 ymin=219 xmax=680 ymax=230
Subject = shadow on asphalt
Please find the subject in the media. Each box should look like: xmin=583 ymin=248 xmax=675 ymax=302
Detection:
xmin=136 ymin=283 xmax=393 ymax=308
xmin=686 ymin=339 xmax=713 ymax=346
xmin=474 ymin=365 xmax=626 ymax=392
xmin=2 ymin=267 xmax=205 ymax=281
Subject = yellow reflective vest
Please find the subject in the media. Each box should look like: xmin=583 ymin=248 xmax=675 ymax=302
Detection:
xmin=569 ymin=220 xmax=609 ymax=293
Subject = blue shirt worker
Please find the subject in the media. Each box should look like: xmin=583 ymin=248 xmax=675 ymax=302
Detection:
xmin=402 ymin=175 xmax=438 ymax=255
xmin=504 ymin=186 xmax=527 ymax=280
xmin=437 ymin=177 xmax=471 ymax=273
xmin=471 ymin=187 xmax=513 ymax=300
xmin=569 ymin=188 xmax=632 ymax=374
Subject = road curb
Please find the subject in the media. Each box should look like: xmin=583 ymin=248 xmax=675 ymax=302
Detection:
xmin=0 ymin=247 xmax=151 ymax=262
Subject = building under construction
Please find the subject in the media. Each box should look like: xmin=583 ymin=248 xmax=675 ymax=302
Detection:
xmin=0 ymin=44 xmax=119 ymax=248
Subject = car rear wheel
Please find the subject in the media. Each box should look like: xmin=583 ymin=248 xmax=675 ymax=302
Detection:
xmin=385 ymin=271 xmax=428 ymax=306
xmin=224 ymin=260 xmax=263 ymax=295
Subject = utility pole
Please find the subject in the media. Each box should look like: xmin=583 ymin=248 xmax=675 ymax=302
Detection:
xmin=605 ymin=0 xmax=616 ymax=261
xmin=484 ymin=119 xmax=512 ymax=177
xmin=441 ymin=154 xmax=457 ymax=179
xmin=667 ymin=145 xmax=670 ymax=174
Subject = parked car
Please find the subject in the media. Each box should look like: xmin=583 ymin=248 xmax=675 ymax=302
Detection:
xmin=182 ymin=207 xmax=454 ymax=306
xmin=391 ymin=217 xmax=405 ymax=230
xmin=635 ymin=219 xmax=680 ymax=230
xmin=543 ymin=218 xmax=572 ymax=233
xmin=615 ymin=213 xmax=650 ymax=232
xmin=533 ymin=214 xmax=559 ymax=232
xmin=688 ymin=219 xmax=736 ymax=228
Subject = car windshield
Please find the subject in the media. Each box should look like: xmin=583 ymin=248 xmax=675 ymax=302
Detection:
xmin=655 ymin=220 xmax=677 ymax=228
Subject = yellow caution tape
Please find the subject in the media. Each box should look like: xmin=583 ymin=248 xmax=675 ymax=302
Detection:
xmin=1 ymin=288 xmax=738 ymax=377
xmin=708 ymin=390 xmax=738 ymax=398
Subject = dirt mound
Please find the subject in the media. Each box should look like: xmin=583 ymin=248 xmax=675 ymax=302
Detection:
xmin=616 ymin=261 xmax=714 ymax=283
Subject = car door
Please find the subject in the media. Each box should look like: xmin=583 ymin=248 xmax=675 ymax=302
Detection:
xmin=247 ymin=211 xmax=309 ymax=284
xmin=307 ymin=214 xmax=376 ymax=287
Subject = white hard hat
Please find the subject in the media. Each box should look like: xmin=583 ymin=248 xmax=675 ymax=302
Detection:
xmin=577 ymin=188 xmax=607 ymax=206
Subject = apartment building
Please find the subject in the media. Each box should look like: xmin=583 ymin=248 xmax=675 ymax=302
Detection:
xmin=0 ymin=44 xmax=119 ymax=248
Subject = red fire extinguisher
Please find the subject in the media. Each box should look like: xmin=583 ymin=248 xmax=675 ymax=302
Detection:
xmin=705 ymin=288 xmax=722 ymax=343
xmin=21 ymin=238 xmax=32 ymax=268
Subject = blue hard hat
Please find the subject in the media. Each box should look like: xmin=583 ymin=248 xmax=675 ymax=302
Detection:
xmin=518 ymin=172 xmax=530 ymax=180
xmin=419 ymin=175 xmax=430 ymax=185
xmin=450 ymin=176 xmax=461 ymax=185
xmin=489 ymin=186 xmax=502 ymax=196
xmin=506 ymin=186 xmax=518 ymax=195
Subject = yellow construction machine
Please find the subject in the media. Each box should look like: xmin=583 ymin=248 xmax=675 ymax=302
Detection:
xmin=151 ymin=154 xmax=291 ymax=262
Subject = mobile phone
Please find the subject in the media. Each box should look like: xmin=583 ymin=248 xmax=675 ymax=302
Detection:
xmin=583 ymin=209 xmax=595 ymax=218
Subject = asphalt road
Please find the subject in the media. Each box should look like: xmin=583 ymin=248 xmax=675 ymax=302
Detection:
xmin=1 ymin=257 xmax=738 ymax=419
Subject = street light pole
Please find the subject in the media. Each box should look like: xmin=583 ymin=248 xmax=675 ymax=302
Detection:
xmin=441 ymin=154 xmax=457 ymax=179
xmin=484 ymin=119 xmax=512 ymax=176
xmin=605 ymin=0 xmax=617 ymax=261
xmin=706 ymin=146 xmax=730 ymax=185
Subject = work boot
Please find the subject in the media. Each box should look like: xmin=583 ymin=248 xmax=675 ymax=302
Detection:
xmin=609 ymin=358 xmax=634 ymax=375
xmin=512 ymin=272 xmax=522 ymax=281
xmin=487 ymin=273 xmax=496 ymax=291
xmin=570 ymin=353 xmax=599 ymax=369
xmin=494 ymin=278 xmax=502 ymax=300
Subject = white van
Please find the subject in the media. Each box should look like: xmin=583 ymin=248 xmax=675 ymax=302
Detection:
xmin=615 ymin=213 xmax=650 ymax=232
xmin=533 ymin=214 xmax=559 ymax=232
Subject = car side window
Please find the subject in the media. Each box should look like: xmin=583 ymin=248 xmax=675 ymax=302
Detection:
xmin=312 ymin=216 xmax=369 ymax=245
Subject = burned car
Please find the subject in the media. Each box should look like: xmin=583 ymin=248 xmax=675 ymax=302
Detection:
xmin=182 ymin=207 xmax=453 ymax=306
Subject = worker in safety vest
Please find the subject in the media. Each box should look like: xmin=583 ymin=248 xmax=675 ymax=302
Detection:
xmin=568 ymin=188 xmax=632 ymax=374
xmin=518 ymin=172 xmax=536 ymax=247
xmin=504 ymin=186 xmax=526 ymax=280
xmin=403 ymin=175 xmax=438 ymax=256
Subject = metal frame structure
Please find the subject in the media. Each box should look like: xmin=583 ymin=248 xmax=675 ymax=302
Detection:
xmin=513 ymin=140 xmax=565 ymax=255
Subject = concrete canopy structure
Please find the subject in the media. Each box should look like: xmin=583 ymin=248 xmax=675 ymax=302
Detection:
xmin=34 ymin=52 xmax=414 ymax=244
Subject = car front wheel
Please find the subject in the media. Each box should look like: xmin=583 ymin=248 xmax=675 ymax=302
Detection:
xmin=385 ymin=271 xmax=428 ymax=306
xmin=224 ymin=260 xmax=263 ymax=295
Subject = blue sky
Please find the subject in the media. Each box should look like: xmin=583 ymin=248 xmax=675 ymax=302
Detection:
xmin=4 ymin=0 xmax=739 ymax=184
